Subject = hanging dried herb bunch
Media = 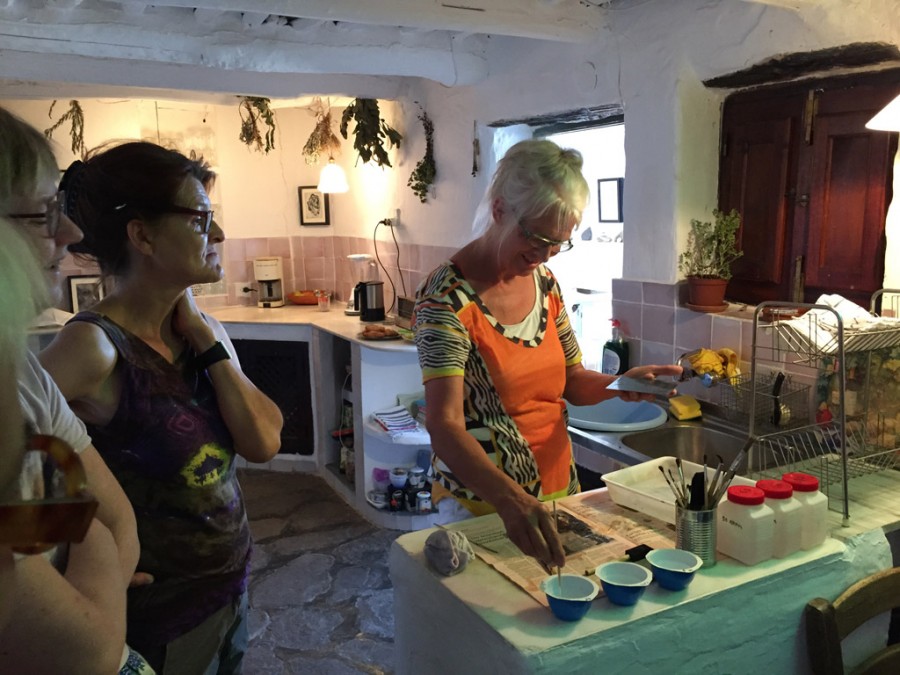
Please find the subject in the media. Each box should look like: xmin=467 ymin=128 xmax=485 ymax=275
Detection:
xmin=408 ymin=103 xmax=436 ymax=203
xmin=44 ymin=100 xmax=86 ymax=159
xmin=238 ymin=96 xmax=277 ymax=154
xmin=339 ymin=98 xmax=402 ymax=168
xmin=302 ymin=97 xmax=342 ymax=165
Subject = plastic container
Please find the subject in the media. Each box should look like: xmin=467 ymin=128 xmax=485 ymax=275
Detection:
xmin=717 ymin=485 xmax=775 ymax=565
xmin=601 ymin=319 xmax=629 ymax=375
xmin=755 ymin=479 xmax=802 ymax=558
xmin=782 ymin=472 xmax=829 ymax=550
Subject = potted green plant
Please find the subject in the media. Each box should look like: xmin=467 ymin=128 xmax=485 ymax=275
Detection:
xmin=678 ymin=208 xmax=743 ymax=311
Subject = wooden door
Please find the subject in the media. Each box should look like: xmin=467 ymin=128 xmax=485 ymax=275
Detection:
xmin=719 ymin=92 xmax=804 ymax=304
xmin=719 ymin=73 xmax=898 ymax=306
xmin=802 ymin=87 xmax=896 ymax=305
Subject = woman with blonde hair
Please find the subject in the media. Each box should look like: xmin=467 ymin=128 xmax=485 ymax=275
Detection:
xmin=0 ymin=106 xmax=149 ymax=673
xmin=415 ymin=139 xmax=681 ymax=568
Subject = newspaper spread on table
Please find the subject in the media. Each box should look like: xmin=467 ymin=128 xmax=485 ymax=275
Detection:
xmin=446 ymin=493 xmax=674 ymax=607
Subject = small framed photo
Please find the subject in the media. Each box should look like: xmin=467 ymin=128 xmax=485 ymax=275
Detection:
xmin=68 ymin=275 xmax=105 ymax=313
xmin=298 ymin=186 xmax=330 ymax=226
xmin=598 ymin=177 xmax=624 ymax=223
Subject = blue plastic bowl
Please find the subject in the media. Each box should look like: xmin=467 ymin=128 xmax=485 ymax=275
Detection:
xmin=646 ymin=548 xmax=703 ymax=591
xmin=597 ymin=562 xmax=652 ymax=606
xmin=541 ymin=574 xmax=599 ymax=621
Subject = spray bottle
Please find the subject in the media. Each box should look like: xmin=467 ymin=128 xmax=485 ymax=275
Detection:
xmin=601 ymin=319 xmax=629 ymax=375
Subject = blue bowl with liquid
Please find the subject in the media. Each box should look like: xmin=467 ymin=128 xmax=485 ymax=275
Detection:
xmin=646 ymin=548 xmax=703 ymax=591
xmin=597 ymin=562 xmax=652 ymax=606
xmin=540 ymin=574 xmax=599 ymax=621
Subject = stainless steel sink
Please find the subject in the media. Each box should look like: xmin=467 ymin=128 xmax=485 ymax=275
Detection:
xmin=619 ymin=424 xmax=746 ymax=466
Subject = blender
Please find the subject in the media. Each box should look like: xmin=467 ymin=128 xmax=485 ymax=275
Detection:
xmin=346 ymin=254 xmax=374 ymax=315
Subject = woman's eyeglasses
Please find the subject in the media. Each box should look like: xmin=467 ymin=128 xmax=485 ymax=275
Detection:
xmin=7 ymin=190 xmax=66 ymax=238
xmin=166 ymin=206 xmax=214 ymax=235
xmin=517 ymin=221 xmax=573 ymax=253
xmin=0 ymin=434 xmax=98 ymax=555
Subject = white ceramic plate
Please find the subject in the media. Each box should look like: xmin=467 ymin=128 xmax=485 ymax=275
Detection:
xmin=566 ymin=398 xmax=667 ymax=432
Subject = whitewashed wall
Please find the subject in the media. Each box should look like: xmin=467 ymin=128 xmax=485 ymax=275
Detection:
xmin=2 ymin=0 xmax=898 ymax=287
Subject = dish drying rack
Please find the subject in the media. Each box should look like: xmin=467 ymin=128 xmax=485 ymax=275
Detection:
xmin=739 ymin=290 xmax=900 ymax=526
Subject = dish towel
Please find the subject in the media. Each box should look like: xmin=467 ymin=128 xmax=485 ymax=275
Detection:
xmin=372 ymin=405 xmax=426 ymax=439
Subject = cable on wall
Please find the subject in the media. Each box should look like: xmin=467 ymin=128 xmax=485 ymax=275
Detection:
xmin=372 ymin=218 xmax=407 ymax=315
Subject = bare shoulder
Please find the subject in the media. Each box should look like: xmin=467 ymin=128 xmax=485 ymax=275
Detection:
xmin=38 ymin=322 xmax=118 ymax=397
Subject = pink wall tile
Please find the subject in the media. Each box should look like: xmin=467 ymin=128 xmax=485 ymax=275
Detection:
xmin=304 ymin=237 xmax=325 ymax=257
xmin=268 ymin=237 xmax=291 ymax=259
xmin=641 ymin=305 xmax=675 ymax=344
xmin=643 ymin=282 xmax=677 ymax=306
xmin=611 ymin=300 xmax=641 ymax=339
xmin=711 ymin=315 xmax=743 ymax=353
xmin=244 ymin=238 xmax=268 ymax=259
xmin=675 ymin=308 xmax=712 ymax=351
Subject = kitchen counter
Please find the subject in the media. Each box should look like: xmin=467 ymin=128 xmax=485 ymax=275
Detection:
xmin=209 ymin=304 xmax=416 ymax=352
xmin=390 ymin=481 xmax=898 ymax=674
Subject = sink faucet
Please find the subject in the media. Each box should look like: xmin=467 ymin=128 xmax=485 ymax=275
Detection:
xmin=676 ymin=350 xmax=722 ymax=388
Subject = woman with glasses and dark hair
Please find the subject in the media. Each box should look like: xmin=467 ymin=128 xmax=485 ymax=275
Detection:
xmin=0 ymin=107 xmax=150 ymax=672
xmin=39 ymin=141 xmax=283 ymax=674
xmin=413 ymin=139 xmax=681 ymax=569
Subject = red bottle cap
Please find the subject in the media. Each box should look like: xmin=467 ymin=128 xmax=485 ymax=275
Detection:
xmin=726 ymin=485 xmax=765 ymax=505
xmin=756 ymin=479 xmax=793 ymax=499
xmin=782 ymin=472 xmax=819 ymax=492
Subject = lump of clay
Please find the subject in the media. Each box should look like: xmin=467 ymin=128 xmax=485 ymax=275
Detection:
xmin=424 ymin=529 xmax=474 ymax=576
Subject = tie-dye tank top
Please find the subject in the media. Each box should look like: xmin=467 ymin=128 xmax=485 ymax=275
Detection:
xmin=69 ymin=312 xmax=251 ymax=646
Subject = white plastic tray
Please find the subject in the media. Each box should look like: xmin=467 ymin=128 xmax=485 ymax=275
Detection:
xmin=566 ymin=398 xmax=667 ymax=432
xmin=602 ymin=456 xmax=756 ymax=524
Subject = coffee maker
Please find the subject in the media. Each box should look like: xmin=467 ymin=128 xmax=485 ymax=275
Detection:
xmin=253 ymin=257 xmax=284 ymax=308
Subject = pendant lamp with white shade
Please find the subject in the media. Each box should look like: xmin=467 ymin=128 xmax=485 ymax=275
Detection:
xmin=318 ymin=157 xmax=349 ymax=193
xmin=866 ymin=93 xmax=900 ymax=131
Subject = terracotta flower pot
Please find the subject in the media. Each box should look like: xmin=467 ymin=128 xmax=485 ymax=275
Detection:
xmin=686 ymin=277 xmax=728 ymax=311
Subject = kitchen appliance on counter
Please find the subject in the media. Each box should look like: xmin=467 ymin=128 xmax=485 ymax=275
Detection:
xmin=355 ymin=280 xmax=385 ymax=322
xmin=254 ymin=256 xmax=284 ymax=308
xmin=346 ymin=253 xmax=375 ymax=315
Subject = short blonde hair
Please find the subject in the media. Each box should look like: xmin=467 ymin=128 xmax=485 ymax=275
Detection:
xmin=0 ymin=107 xmax=59 ymax=212
xmin=474 ymin=139 xmax=589 ymax=237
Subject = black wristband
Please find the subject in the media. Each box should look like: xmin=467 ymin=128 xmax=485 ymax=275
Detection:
xmin=195 ymin=341 xmax=231 ymax=370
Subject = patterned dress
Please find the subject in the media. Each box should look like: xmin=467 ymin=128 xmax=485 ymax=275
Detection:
xmin=414 ymin=262 xmax=582 ymax=514
xmin=69 ymin=312 xmax=251 ymax=649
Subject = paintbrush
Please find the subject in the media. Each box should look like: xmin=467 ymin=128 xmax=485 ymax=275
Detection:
xmin=553 ymin=500 xmax=563 ymax=591
xmin=676 ymin=457 xmax=688 ymax=503
xmin=660 ymin=465 xmax=685 ymax=508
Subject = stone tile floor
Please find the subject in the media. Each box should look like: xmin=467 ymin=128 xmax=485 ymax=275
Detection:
xmin=239 ymin=468 xmax=400 ymax=674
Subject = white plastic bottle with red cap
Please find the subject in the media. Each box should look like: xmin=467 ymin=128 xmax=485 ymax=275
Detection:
xmin=782 ymin=472 xmax=829 ymax=549
xmin=717 ymin=485 xmax=775 ymax=565
xmin=756 ymin=479 xmax=803 ymax=558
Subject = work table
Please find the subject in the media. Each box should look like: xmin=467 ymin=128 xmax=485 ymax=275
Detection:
xmin=390 ymin=479 xmax=900 ymax=674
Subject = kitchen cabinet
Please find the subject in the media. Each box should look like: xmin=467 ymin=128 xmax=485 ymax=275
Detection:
xmin=215 ymin=306 xmax=453 ymax=531
xmin=718 ymin=71 xmax=899 ymax=306
xmin=232 ymin=338 xmax=314 ymax=455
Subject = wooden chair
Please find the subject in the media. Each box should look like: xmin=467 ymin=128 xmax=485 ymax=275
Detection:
xmin=805 ymin=566 xmax=900 ymax=675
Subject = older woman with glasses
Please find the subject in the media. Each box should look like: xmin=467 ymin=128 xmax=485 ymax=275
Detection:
xmin=413 ymin=139 xmax=682 ymax=568
xmin=0 ymin=107 xmax=151 ymax=672
xmin=41 ymin=143 xmax=282 ymax=673
xmin=39 ymin=141 xmax=283 ymax=674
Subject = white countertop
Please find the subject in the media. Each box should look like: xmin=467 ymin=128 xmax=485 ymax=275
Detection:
xmin=209 ymin=305 xmax=416 ymax=352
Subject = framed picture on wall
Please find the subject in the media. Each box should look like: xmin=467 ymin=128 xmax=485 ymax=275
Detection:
xmin=598 ymin=177 xmax=624 ymax=223
xmin=68 ymin=275 xmax=105 ymax=313
xmin=298 ymin=186 xmax=330 ymax=226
